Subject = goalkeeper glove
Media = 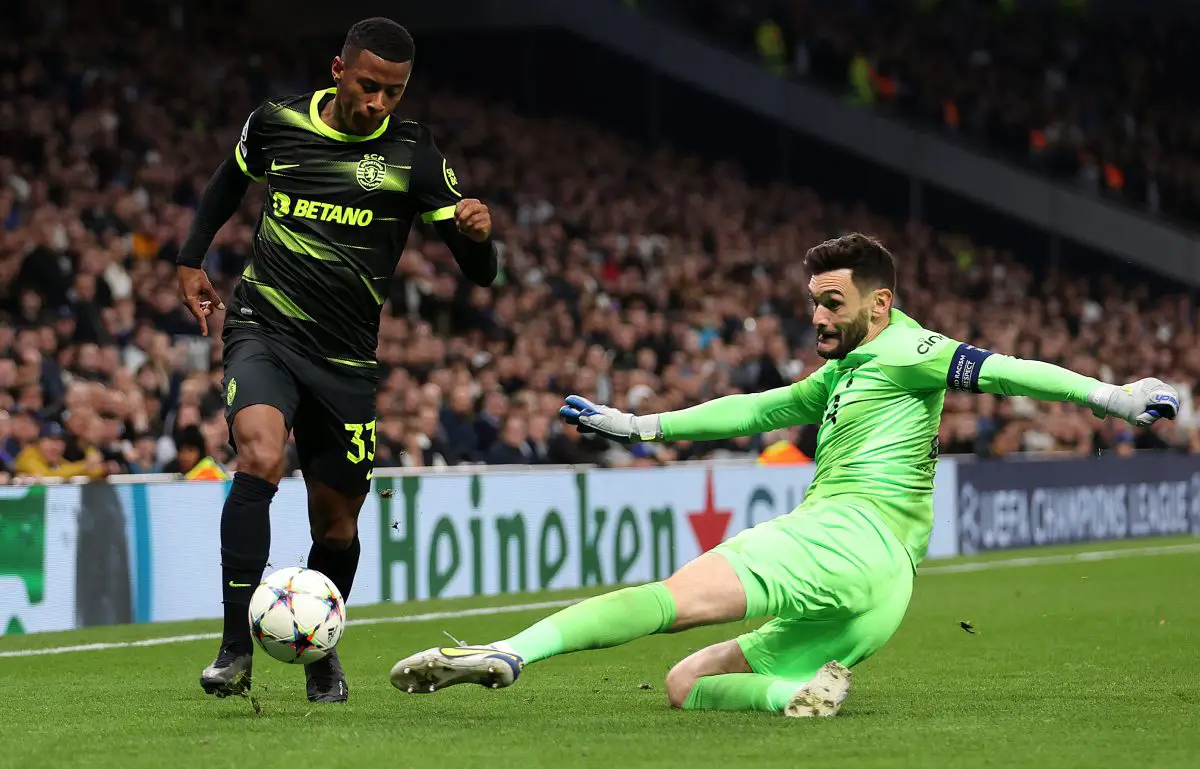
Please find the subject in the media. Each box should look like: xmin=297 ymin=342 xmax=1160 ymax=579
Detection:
xmin=1086 ymin=378 xmax=1180 ymax=427
xmin=558 ymin=395 xmax=663 ymax=444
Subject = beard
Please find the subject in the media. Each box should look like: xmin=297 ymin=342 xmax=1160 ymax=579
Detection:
xmin=816 ymin=308 xmax=871 ymax=360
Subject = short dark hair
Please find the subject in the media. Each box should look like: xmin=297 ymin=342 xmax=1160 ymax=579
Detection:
xmin=175 ymin=425 xmax=207 ymax=453
xmin=803 ymin=233 xmax=897 ymax=292
xmin=343 ymin=17 xmax=415 ymax=65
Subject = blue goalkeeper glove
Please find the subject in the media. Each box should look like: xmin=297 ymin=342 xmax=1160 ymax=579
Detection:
xmin=558 ymin=395 xmax=662 ymax=444
xmin=1086 ymin=378 xmax=1180 ymax=427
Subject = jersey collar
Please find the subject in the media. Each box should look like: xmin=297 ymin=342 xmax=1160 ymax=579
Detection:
xmin=308 ymin=89 xmax=390 ymax=142
xmin=887 ymin=308 xmax=921 ymax=330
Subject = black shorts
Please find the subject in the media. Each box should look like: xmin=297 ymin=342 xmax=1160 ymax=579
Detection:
xmin=221 ymin=325 xmax=379 ymax=496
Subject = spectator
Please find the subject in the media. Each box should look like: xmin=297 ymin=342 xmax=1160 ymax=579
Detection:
xmin=440 ymin=385 xmax=481 ymax=463
xmin=547 ymin=424 xmax=609 ymax=466
xmin=474 ymin=390 xmax=509 ymax=457
xmin=126 ymin=431 xmax=162 ymax=474
xmin=375 ymin=415 xmax=408 ymax=468
xmin=13 ymin=422 xmax=105 ymax=481
xmin=402 ymin=407 xmax=457 ymax=468
xmin=487 ymin=416 xmax=533 ymax=465
xmin=163 ymin=425 xmax=206 ymax=476
xmin=2 ymin=411 xmax=38 ymax=464
xmin=525 ymin=414 xmax=554 ymax=464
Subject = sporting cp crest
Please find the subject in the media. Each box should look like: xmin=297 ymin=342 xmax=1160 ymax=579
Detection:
xmin=356 ymin=153 xmax=386 ymax=191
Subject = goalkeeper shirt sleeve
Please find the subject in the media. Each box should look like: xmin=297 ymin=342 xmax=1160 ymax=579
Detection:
xmin=878 ymin=332 xmax=1102 ymax=406
xmin=659 ymin=364 xmax=831 ymax=441
xmin=973 ymin=352 xmax=1101 ymax=405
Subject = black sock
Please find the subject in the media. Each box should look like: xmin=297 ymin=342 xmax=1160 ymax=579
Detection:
xmin=220 ymin=471 xmax=276 ymax=652
xmin=307 ymin=534 xmax=361 ymax=604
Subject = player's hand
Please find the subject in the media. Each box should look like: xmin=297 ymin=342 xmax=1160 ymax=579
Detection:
xmin=1087 ymin=378 xmax=1180 ymax=427
xmin=558 ymin=395 xmax=662 ymax=444
xmin=455 ymin=198 xmax=491 ymax=243
xmin=177 ymin=265 xmax=225 ymax=337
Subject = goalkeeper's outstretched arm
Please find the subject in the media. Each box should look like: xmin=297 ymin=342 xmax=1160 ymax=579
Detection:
xmin=559 ymin=364 xmax=831 ymax=444
xmin=659 ymin=375 xmax=828 ymax=442
xmin=975 ymin=352 xmax=1178 ymax=425
xmin=884 ymin=339 xmax=1179 ymax=427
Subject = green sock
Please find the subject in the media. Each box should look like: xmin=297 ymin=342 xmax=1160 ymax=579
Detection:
xmin=497 ymin=583 xmax=677 ymax=664
xmin=682 ymin=673 xmax=803 ymax=713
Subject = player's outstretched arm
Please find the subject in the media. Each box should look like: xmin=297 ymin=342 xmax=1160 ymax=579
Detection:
xmin=975 ymin=354 xmax=1179 ymax=427
xmin=175 ymin=156 xmax=252 ymax=334
xmin=558 ymin=366 xmax=831 ymax=444
xmin=889 ymin=336 xmax=1180 ymax=428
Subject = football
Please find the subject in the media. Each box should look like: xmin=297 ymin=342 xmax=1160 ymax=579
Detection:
xmin=248 ymin=567 xmax=346 ymax=664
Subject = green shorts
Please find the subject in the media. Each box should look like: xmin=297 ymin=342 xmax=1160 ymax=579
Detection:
xmin=712 ymin=500 xmax=914 ymax=682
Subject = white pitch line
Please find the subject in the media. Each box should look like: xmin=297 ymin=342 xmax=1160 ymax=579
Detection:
xmin=919 ymin=542 xmax=1200 ymax=575
xmin=3 ymin=542 xmax=1199 ymax=659
xmin=0 ymin=599 xmax=580 ymax=659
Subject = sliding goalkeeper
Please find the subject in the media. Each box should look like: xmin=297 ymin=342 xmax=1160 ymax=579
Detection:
xmin=390 ymin=233 xmax=1178 ymax=717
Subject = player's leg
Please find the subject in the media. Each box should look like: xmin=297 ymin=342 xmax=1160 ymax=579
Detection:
xmin=201 ymin=329 xmax=299 ymax=697
xmin=677 ymin=504 xmax=915 ymax=717
xmin=389 ymin=549 xmax=749 ymax=694
xmin=664 ymin=638 xmax=851 ymax=718
xmin=664 ymin=639 xmax=751 ymax=707
xmin=305 ymin=481 xmax=366 ymax=609
xmin=290 ymin=363 xmax=377 ymax=703
xmin=296 ymin=479 xmax=367 ymax=703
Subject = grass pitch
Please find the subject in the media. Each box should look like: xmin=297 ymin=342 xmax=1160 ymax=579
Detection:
xmin=2 ymin=537 xmax=1198 ymax=769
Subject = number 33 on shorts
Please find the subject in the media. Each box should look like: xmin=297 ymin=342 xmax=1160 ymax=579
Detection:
xmin=344 ymin=421 xmax=377 ymax=479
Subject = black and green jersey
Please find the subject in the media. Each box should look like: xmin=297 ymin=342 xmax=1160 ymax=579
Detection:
xmin=227 ymin=88 xmax=462 ymax=371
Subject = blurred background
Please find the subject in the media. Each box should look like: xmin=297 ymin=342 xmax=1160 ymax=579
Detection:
xmin=2 ymin=0 xmax=1199 ymax=487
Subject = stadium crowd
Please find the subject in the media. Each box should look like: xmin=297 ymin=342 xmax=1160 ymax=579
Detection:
xmin=1 ymin=6 xmax=1198 ymax=484
xmin=658 ymin=0 xmax=1200 ymax=226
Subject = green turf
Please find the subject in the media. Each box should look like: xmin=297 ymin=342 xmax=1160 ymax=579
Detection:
xmin=4 ymin=538 xmax=1199 ymax=769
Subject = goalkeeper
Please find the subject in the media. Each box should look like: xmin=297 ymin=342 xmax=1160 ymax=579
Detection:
xmin=390 ymin=234 xmax=1178 ymax=717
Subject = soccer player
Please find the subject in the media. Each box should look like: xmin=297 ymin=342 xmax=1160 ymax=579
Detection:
xmin=177 ymin=18 xmax=498 ymax=703
xmin=389 ymin=234 xmax=1179 ymax=716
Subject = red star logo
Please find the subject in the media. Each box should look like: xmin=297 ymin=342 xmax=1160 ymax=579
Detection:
xmin=687 ymin=469 xmax=732 ymax=552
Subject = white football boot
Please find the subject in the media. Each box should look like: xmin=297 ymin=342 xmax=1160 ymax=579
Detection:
xmin=783 ymin=661 xmax=853 ymax=718
xmin=390 ymin=645 xmax=524 ymax=694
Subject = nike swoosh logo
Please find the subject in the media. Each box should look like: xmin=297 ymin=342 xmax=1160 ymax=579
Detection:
xmin=439 ymin=647 xmax=519 ymax=661
xmin=270 ymin=160 xmax=299 ymax=171
xmin=228 ymin=581 xmax=252 ymax=588
xmin=439 ymin=647 xmax=492 ymax=658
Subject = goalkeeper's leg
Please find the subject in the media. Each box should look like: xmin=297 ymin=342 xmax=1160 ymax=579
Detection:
xmin=666 ymin=589 xmax=910 ymax=717
xmin=666 ymin=640 xmax=852 ymax=717
xmin=389 ymin=500 xmax=911 ymax=702
xmin=668 ymin=505 xmax=914 ymax=716
xmin=389 ymin=551 xmax=749 ymax=693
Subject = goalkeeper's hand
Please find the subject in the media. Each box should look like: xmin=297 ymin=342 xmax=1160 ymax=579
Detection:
xmin=558 ymin=395 xmax=663 ymax=444
xmin=1087 ymin=378 xmax=1180 ymax=427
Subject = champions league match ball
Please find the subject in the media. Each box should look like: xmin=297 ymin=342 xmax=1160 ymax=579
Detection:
xmin=249 ymin=567 xmax=346 ymax=664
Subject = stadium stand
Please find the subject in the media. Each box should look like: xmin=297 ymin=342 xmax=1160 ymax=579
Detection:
xmin=0 ymin=4 xmax=1196 ymax=485
xmin=652 ymin=0 xmax=1200 ymax=226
